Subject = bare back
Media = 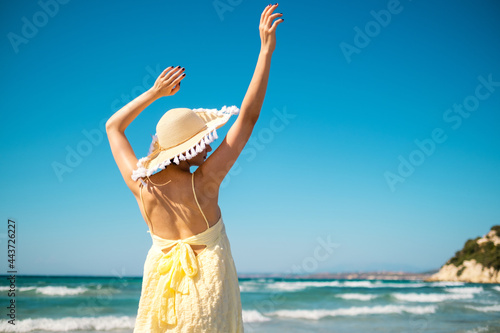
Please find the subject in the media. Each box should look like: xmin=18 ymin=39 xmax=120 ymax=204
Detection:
xmin=135 ymin=169 xmax=221 ymax=255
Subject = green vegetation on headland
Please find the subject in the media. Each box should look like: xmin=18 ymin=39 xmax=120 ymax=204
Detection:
xmin=447 ymin=225 xmax=500 ymax=271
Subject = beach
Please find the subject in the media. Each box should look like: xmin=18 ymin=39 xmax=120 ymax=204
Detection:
xmin=1 ymin=275 xmax=499 ymax=332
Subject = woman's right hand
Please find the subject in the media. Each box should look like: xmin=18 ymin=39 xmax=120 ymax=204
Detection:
xmin=259 ymin=4 xmax=284 ymax=53
xmin=150 ymin=66 xmax=186 ymax=98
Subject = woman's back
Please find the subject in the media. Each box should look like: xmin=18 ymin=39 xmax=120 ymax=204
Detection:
xmin=136 ymin=169 xmax=221 ymax=247
xmin=134 ymin=171 xmax=243 ymax=332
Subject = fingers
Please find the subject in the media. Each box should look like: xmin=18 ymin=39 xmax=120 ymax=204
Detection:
xmin=171 ymin=72 xmax=186 ymax=86
xmin=262 ymin=5 xmax=283 ymax=29
xmin=270 ymin=15 xmax=284 ymax=31
xmin=261 ymin=3 xmax=278 ymax=23
xmin=159 ymin=66 xmax=174 ymax=79
xmin=171 ymin=82 xmax=181 ymax=95
xmin=260 ymin=5 xmax=272 ymax=22
xmin=153 ymin=66 xmax=185 ymax=96
xmin=163 ymin=66 xmax=184 ymax=81
xmin=266 ymin=12 xmax=283 ymax=27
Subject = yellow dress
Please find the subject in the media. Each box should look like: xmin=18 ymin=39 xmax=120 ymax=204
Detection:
xmin=133 ymin=173 xmax=244 ymax=332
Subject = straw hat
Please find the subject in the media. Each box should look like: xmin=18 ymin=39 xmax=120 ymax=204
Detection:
xmin=131 ymin=105 xmax=239 ymax=182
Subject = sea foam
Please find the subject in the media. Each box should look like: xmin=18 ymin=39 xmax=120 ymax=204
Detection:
xmin=392 ymin=292 xmax=474 ymax=302
xmin=0 ymin=286 xmax=36 ymax=292
xmin=371 ymin=282 xmax=426 ymax=288
xmin=266 ymin=281 xmax=342 ymax=291
xmin=265 ymin=280 xmax=427 ymax=292
xmin=0 ymin=286 xmax=87 ymax=296
xmin=0 ymin=316 xmax=135 ymax=332
xmin=337 ymin=293 xmax=378 ymax=301
xmin=466 ymin=304 xmax=500 ymax=313
xmin=445 ymin=287 xmax=483 ymax=294
xmin=429 ymin=281 xmax=465 ymax=287
xmin=268 ymin=305 xmax=437 ymax=320
xmin=35 ymin=286 xmax=88 ymax=296
xmin=466 ymin=326 xmax=489 ymax=333
xmin=242 ymin=310 xmax=271 ymax=323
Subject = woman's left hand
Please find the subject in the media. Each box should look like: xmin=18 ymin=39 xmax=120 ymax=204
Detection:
xmin=259 ymin=4 xmax=284 ymax=54
xmin=150 ymin=66 xmax=186 ymax=97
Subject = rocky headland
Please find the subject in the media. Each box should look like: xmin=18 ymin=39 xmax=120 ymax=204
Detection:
xmin=427 ymin=225 xmax=500 ymax=284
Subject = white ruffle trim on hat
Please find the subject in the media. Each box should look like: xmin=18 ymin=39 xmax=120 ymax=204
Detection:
xmin=192 ymin=105 xmax=239 ymax=116
xmin=131 ymin=105 xmax=239 ymax=182
xmin=147 ymin=134 xmax=158 ymax=155
xmin=131 ymin=127 xmax=219 ymax=182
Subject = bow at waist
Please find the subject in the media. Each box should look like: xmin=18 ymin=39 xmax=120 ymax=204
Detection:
xmin=153 ymin=240 xmax=199 ymax=326
xmin=148 ymin=218 xmax=224 ymax=326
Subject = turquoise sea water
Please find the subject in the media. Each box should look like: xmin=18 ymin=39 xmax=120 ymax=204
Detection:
xmin=0 ymin=276 xmax=499 ymax=332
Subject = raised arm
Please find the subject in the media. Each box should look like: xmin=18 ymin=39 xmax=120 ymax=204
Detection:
xmin=198 ymin=4 xmax=284 ymax=188
xmin=105 ymin=66 xmax=185 ymax=195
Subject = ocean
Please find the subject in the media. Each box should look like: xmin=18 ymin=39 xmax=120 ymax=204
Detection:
xmin=1 ymin=276 xmax=499 ymax=332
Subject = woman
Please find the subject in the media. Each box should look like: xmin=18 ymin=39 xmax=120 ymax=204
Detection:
xmin=105 ymin=4 xmax=283 ymax=332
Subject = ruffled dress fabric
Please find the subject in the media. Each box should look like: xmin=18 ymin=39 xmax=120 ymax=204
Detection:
xmin=133 ymin=217 xmax=244 ymax=332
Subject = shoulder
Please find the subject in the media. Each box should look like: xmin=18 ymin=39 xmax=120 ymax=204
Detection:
xmin=193 ymin=169 xmax=220 ymax=202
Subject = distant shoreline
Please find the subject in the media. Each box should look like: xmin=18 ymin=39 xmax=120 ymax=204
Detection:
xmin=1 ymin=271 xmax=436 ymax=280
xmin=238 ymin=271 xmax=435 ymax=281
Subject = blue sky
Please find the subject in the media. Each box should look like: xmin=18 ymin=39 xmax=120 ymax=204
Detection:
xmin=1 ymin=0 xmax=499 ymax=276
